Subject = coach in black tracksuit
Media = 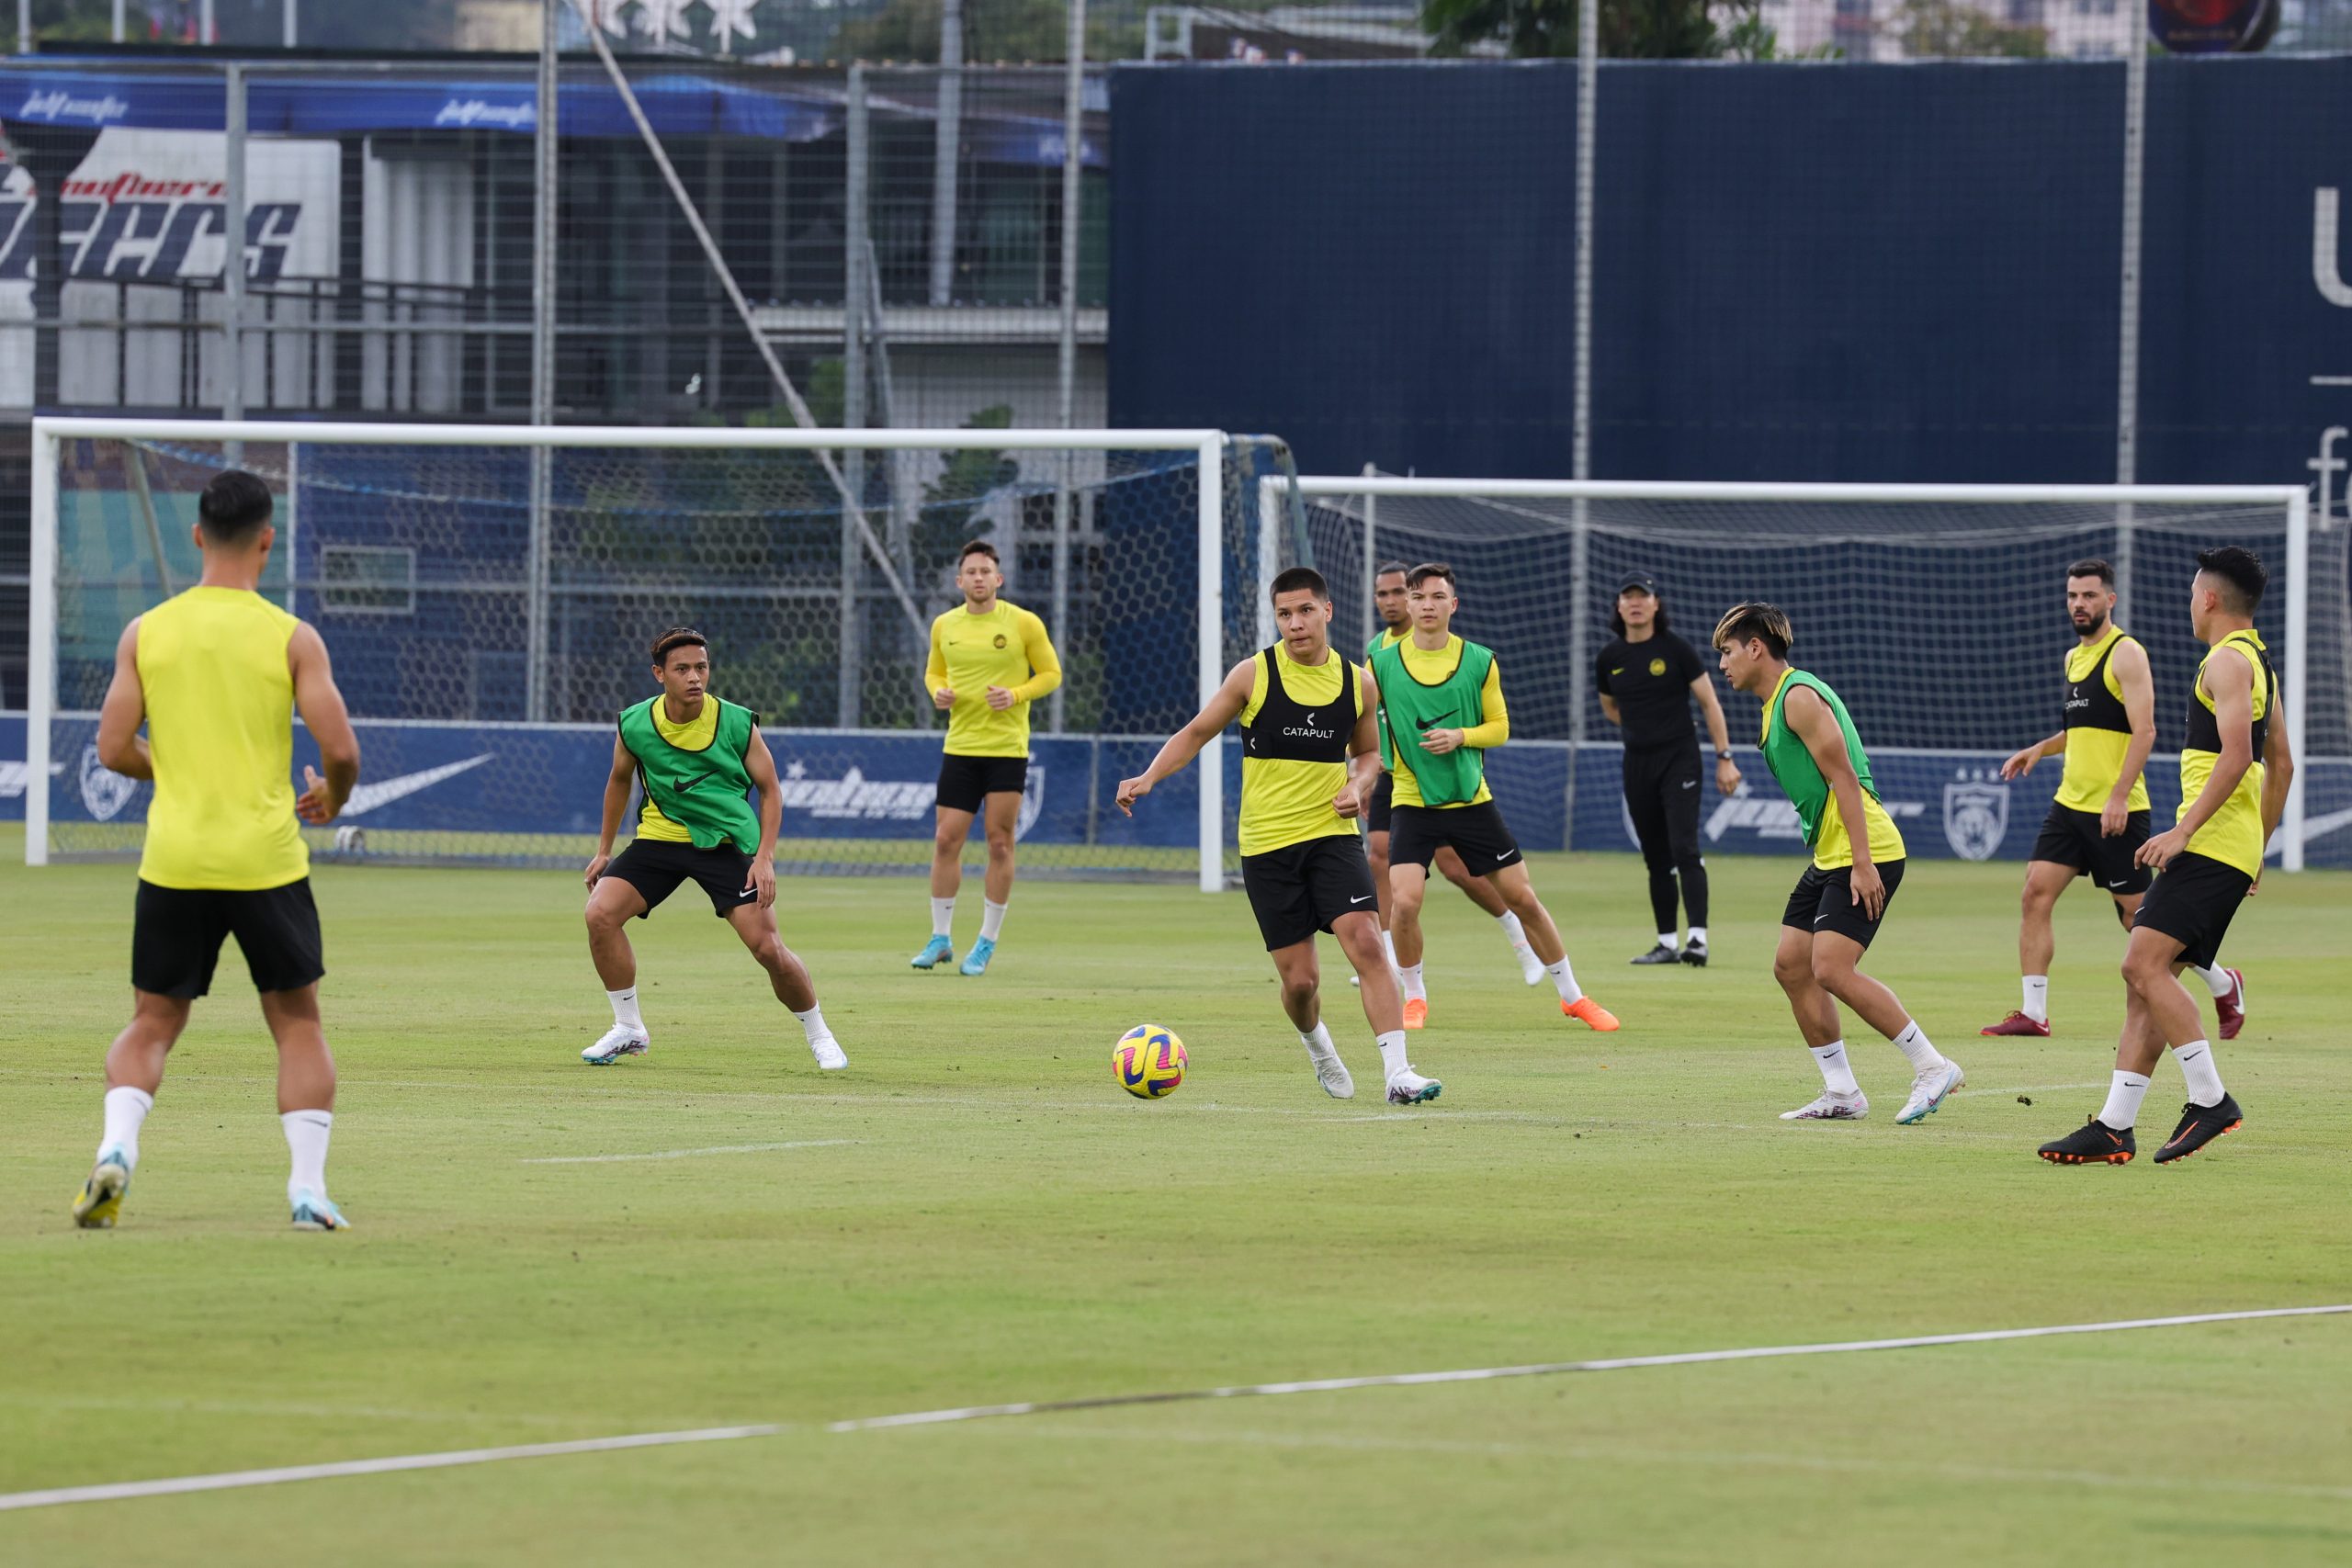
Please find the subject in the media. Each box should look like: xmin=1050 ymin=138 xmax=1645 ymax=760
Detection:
xmin=1594 ymin=572 xmax=1742 ymax=966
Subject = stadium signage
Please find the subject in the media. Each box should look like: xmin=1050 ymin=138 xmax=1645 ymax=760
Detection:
xmin=432 ymin=98 xmax=536 ymax=130
xmin=16 ymin=88 xmax=130 ymax=125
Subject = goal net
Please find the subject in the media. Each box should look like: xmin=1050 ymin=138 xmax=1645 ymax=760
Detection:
xmin=28 ymin=419 xmax=1292 ymax=888
xmin=1265 ymin=477 xmax=2347 ymax=871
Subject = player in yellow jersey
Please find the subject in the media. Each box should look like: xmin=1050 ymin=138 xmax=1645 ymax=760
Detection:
xmin=1116 ymin=566 xmax=1441 ymax=1105
xmin=2039 ymin=547 xmax=2289 ymax=1167
xmin=913 ymin=539 xmax=1062 ymax=976
xmin=72 ymin=470 xmax=362 ymax=1232
xmin=1373 ymin=564 xmax=1619 ymax=1035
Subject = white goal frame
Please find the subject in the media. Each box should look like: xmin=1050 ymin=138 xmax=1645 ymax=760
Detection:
xmin=28 ymin=417 xmax=1237 ymax=891
xmin=1263 ymin=475 xmax=2314 ymax=871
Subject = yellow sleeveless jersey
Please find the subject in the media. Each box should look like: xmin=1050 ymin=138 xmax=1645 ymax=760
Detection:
xmin=634 ymin=694 xmax=720 ymax=844
xmin=2054 ymin=626 xmax=2151 ymax=813
xmin=1236 ymin=648 xmax=1363 ymax=857
xmin=926 ymin=600 xmax=1062 ymax=759
xmin=134 ymin=586 xmax=308 ymax=890
xmin=2178 ymin=630 xmax=2275 ymax=878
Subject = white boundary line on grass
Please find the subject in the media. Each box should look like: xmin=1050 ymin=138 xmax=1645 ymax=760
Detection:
xmin=1 ymin=1303 xmax=2343 ymax=1513
xmin=518 ymin=1139 xmax=860 ymax=1165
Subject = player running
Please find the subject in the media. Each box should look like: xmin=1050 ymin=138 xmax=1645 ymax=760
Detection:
xmin=1117 ymin=566 xmax=1441 ymax=1105
xmin=912 ymin=539 xmax=1062 ymax=976
xmin=580 ymin=627 xmax=847 ymax=1072
xmin=1712 ymin=604 xmax=1962 ymax=1124
xmin=1373 ymin=563 xmax=1619 ymax=1034
xmin=74 ymin=469 xmax=362 ymax=1232
xmin=1987 ymin=558 xmax=2249 ymax=1040
xmin=1363 ymin=560 xmax=1545 ymax=991
xmin=1594 ymin=570 xmax=1741 ymax=966
xmin=2038 ymin=547 xmax=2287 ymax=1167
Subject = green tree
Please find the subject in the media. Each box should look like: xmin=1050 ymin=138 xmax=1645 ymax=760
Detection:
xmin=1892 ymin=0 xmax=2048 ymax=57
xmin=1421 ymin=0 xmax=1799 ymax=58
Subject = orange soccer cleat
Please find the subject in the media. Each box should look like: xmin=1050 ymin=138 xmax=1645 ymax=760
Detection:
xmin=1563 ymin=997 xmax=1620 ymax=1032
xmin=1401 ymin=998 xmax=1428 ymax=1030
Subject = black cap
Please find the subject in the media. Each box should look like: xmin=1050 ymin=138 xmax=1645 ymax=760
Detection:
xmin=1616 ymin=571 xmax=1658 ymax=596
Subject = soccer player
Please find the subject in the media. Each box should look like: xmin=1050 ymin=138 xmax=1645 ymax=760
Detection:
xmin=73 ymin=469 xmax=362 ymax=1232
xmin=1116 ymin=566 xmax=1441 ymax=1105
xmin=1372 ymin=563 xmax=1619 ymax=1034
xmin=2038 ymin=547 xmax=2287 ymax=1167
xmin=581 ymin=627 xmax=847 ymax=1073
xmin=1363 ymin=560 xmax=1545 ymax=990
xmin=1712 ymin=603 xmax=1962 ymax=1124
xmin=912 ymin=539 xmax=1062 ymax=976
xmin=1987 ymin=558 xmax=2247 ymax=1040
xmin=1594 ymin=570 xmax=1741 ymax=966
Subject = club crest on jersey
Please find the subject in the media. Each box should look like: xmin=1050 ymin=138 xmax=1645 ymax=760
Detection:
xmin=78 ymin=744 xmax=138 ymax=821
xmin=1943 ymin=771 xmax=2009 ymax=862
xmin=1648 ymin=657 xmax=1667 ymax=677
xmin=992 ymin=633 xmax=1008 ymax=649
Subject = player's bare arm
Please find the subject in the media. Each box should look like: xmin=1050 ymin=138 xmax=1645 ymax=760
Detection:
xmin=289 ymin=622 xmax=360 ymax=825
xmin=1115 ymin=659 xmax=1255 ymax=815
xmin=2251 ymin=687 xmax=2293 ymax=894
xmin=2140 ymin=652 xmax=2254 ymax=872
xmin=95 ymin=617 xmax=153 ymax=780
xmin=2103 ymin=636 xmax=2157 ymax=837
xmin=1999 ymin=731 xmax=2068 ymax=780
xmin=1335 ymin=666 xmax=1383 ymax=818
xmin=1787 ymin=684 xmax=1884 ymax=918
xmin=585 ymin=735 xmax=637 ymax=888
xmin=742 ymin=729 xmax=785 ymax=909
xmin=1598 ymin=693 xmax=1622 ymax=728
xmin=1690 ymin=672 xmax=1742 ymax=794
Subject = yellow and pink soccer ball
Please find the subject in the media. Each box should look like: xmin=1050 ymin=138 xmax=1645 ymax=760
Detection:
xmin=1114 ymin=1024 xmax=1187 ymax=1100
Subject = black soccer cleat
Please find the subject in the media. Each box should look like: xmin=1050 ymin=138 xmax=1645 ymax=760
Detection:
xmin=1679 ymin=941 xmax=1708 ymax=968
xmin=1630 ymin=943 xmax=1681 ymax=965
xmin=2153 ymin=1094 xmax=2243 ymax=1165
xmin=2038 ymin=1118 xmax=2136 ymax=1166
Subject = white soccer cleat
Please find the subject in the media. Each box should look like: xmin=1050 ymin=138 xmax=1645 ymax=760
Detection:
xmin=1895 ymin=1059 xmax=1965 ymax=1125
xmin=808 ymin=1035 xmax=849 ymax=1071
xmin=1309 ymin=1051 xmax=1355 ymax=1100
xmin=1385 ymin=1069 xmax=1442 ymax=1106
xmin=1512 ymin=941 xmax=1545 ymax=986
xmin=1781 ymin=1090 xmax=1869 ymax=1121
xmin=582 ymin=1025 xmax=650 ymax=1066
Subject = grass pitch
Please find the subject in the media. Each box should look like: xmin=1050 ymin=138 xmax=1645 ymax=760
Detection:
xmin=3 ymin=829 xmax=2348 ymax=1565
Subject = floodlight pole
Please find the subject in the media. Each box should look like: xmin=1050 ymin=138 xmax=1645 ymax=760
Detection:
xmin=1050 ymin=0 xmax=1087 ymax=733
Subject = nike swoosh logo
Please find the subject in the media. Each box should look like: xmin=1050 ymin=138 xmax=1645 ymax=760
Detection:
xmin=1611 ymin=668 xmax=1623 ymax=675
xmin=1495 ymin=852 xmax=1511 ymax=861
xmin=1350 ymin=895 xmax=1373 ymax=904
xmin=1680 ymin=779 xmax=1698 ymax=788
xmin=674 ymin=772 xmax=713 ymax=794
xmin=338 ymin=754 xmax=494 ymax=818
xmin=1815 ymin=913 xmax=1833 ymax=924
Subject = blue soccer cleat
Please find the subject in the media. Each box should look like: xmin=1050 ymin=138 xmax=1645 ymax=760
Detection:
xmin=959 ymin=937 xmax=997 ymax=976
xmin=910 ymin=934 xmax=956 ymax=970
xmin=289 ymin=1189 xmax=352 ymax=1232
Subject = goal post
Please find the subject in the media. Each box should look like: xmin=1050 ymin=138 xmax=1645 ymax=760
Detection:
xmin=28 ymin=418 xmax=1265 ymax=891
xmin=1262 ymin=475 xmax=2339 ymax=873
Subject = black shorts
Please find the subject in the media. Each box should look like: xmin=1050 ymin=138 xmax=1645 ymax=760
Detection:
xmin=1365 ymin=770 xmax=1394 ymax=834
xmin=936 ymin=752 xmax=1028 ymax=816
xmin=2030 ymin=803 xmax=2152 ymax=896
xmin=132 ymin=878 xmax=325 ymax=998
xmin=606 ymin=839 xmax=759 ymax=919
xmin=1781 ymin=858 xmax=1907 ymax=951
xmin=1240 ymin=835 xmax=1380 ymax=952
xmin=1388 ymin=800 xmax=1522 ymax=874
xmin=2132 ymin=850 xmax=2253 ymax=970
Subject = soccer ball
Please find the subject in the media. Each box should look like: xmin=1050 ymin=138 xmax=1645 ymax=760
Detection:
xmin=1114 ymin=1024 xmax=1187 ymax=1100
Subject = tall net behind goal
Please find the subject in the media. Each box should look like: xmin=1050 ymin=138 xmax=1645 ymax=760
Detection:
xmin=31 ymin=422 xmax=1287 ymax=883
xmin=1273 ymin=479 xmax=2347 ymax=871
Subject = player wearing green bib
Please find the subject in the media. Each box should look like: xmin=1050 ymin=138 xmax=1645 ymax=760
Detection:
xmin=1713 ymin=604 xmax=1962 ymax=1126
xmin=580 ymin=626 xmax=847 ymax=1073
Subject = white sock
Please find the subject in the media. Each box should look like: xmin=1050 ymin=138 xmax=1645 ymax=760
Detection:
xmin=2189 ymin=964 xmax=2233 ymax=999
xmin=1376 ymin=1029 xmax=1410 ymax=1080
xmin=1686 ymin=926 xmax=1707 ymax=946
xmin=1299 ymin=1021 xmax=1339 ymax=1061
xmin=1545 ymin=957 xmax=1582 ymax=1006
xmin=1381 ymin=929 xmax=1399 ymax=970
xmin=1498 ymin=910 xmax=1528 ymax=946
xmin=2098 ymin=1070 xmax=2152 ymax=1130
xmin=607 ymin=987 xmax=645 ymax=1033
xmin=930 ymin=897 xmax=956 ymax=939
xmin=99 ymin=1085 xmax=153 ymax=1168
xmin=1656 ymin=931 xmax=1679 ymax=950
xmin=1810 ymin=1041 xmax=1860 ymax=1096
xmin=791 ymin=1005 xmax=832 ymax=1044
xmin=281 ymin=1110 xmax=332 ymax=1202
xmin=2174 ymin=1039 xmax=2225 ymax=1107
xmin=979 ymin=898 xmax=1009 ymax=942
xmin=2022 ymin=976 xmax=2050 ymax=1024
xmin=1890 ymin=1020 xmax=1945 ymax=1074
xmin=1397 ymin=962 xmax=1426 ymax=1003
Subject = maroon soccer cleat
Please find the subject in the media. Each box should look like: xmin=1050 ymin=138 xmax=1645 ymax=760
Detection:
xmin=1980 ymin=1010 xmax=2051 ymax=1038
xmin=2212 ymin=968 xmax=2246 ymax=1042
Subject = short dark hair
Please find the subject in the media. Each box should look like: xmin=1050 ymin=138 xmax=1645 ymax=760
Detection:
xmin=1713 ymin=602 xmax=1792 ymax=659
xmin=1373 ymin=559 xmax=1412 ymax=582
xmin=1269 ymin=565 xmax=1330 ymax=603
xmin=958 ymin=539 xmax=999 ymax=567
xmin=1405 ymin=561 xmax=1455 ymax=592
xmin=198 ymin=468 xmax=274 ymax=544
xmin=2195 ymin=546 xmax=2267 ymax=614
xmin=650 ymin=626 xmax=708 ymax=665
xmin=2066 ymin=558 xmax=2116 ymax=588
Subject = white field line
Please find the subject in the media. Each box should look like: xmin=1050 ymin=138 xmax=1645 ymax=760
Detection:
xmin=2 ymin=1303 xmax=2340 ymax=1513
xmin=518 ymin=1139 xmax=860 ymax=1166
xmin=1950 ymin=1082 xmax=2104 ymax=1100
